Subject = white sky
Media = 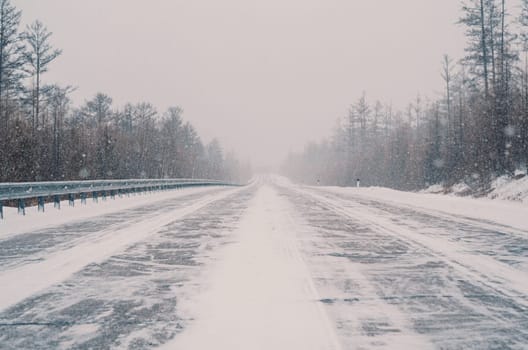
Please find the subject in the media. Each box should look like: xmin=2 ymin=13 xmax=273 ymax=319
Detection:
xmin=14 ymin=0 xmax=467 ymax=167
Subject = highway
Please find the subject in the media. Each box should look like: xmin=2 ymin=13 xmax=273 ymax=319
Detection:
xmin=0 ymin=176 xmax=527 ymax=349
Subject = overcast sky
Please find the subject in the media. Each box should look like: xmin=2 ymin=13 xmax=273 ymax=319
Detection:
xmin=14 ymin=0 xmax=467 ymax=167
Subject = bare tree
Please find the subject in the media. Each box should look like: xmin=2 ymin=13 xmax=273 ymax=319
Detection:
xmin=442 ymin=55 xmax=454 ymax=124
xmin=460 ymin=0 xmax=492 ymax=96
xmin=22 ymin=20 xmax=62 ymax=131
xmin=46 ymin=84 xmax=72 ymax=179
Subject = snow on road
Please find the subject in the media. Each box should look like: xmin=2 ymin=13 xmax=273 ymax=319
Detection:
xmin=0 ymin=185 xmax=252 ymax=348
xmin=277 ymin=179 xmax=528 ymax=349
xmin=297 ymin=186 xmax=528 ymax=301
xmin=162 ymin=185 xmax=341 ymax=350
xmin=0 ymin=186 xmax=221 ymax=239
xmin=0 ymin=176 xmax=527 ymax=349
xmin=322 ymin=184 xmax=528 ymax=232
xmin=0 ymin=186 xmax=242 ymax=312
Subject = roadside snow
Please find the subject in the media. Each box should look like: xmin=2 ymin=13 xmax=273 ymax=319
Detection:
xmin=0 ymin=186 xmax=220 ymax=239
xmin=319 ymin=185 xmax=528 ymax=232
xmin=421 ymin=171 xmax=528 ymax=203
xmin=488 ymin=174 xmax=528 ymax=202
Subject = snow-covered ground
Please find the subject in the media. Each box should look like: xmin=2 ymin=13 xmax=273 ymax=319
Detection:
xmin=487 ymin=172 xmax=528 ymax=203
xmin=0 ymin=176 xmax=527 ymax=349
xmin=422 ymin=171 xmax=528 ymax=204
xmin=161 ymin=186 xmax=341 ymax=350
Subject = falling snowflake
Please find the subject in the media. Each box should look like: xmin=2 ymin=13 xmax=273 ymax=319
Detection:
xmin=504 ymin=125 xmax=516 ymax=137
xmin=433 ymin=159 xmax=445 ymax=168
xmin=79 ymin=168 xmax=90 ymax=179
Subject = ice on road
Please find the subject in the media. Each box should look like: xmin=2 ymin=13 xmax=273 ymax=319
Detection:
xmin=0 ymin=176 xmax=527 ymax=349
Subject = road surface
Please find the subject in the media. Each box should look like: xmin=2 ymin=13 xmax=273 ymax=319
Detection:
xmin=0 ymin=176 xmax=527 ymax=349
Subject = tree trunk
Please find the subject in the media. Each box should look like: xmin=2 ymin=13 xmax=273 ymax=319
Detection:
xmin=480 ymin=0 xmax=490 ymax=97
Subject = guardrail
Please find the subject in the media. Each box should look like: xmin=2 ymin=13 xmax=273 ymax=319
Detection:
xmin=0 ymin=179 xmax=240 ymax=219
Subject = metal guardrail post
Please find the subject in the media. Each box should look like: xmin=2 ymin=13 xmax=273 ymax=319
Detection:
xmin=18 ymin=199 xmax=25 ymax=216
xmin=69 ymin=193 xmax=75 ymax=207
xmin=54 ymin=195 xmax=61 ymax=209
xmin=38 ymin=197 xmax=45 ymax=212
xmin=93 ymin=191 xmax=98 ymax=203
xmin=0 ymin=200 xmax=3 ymax=219
xmin=81 ymin=192 xmax=87 ymax=205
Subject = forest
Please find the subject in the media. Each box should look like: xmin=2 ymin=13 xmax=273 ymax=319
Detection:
xmin=0 ymin=0 xmax=251 ymax=183
xmin=283 ymin=0 xmax=528 ymax=191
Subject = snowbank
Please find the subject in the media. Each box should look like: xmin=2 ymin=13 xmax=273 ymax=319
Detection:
xmin=421 ymin=171 xmax=528 ymax=204
xmin=487 ymin=173 xmax=528 ymax=203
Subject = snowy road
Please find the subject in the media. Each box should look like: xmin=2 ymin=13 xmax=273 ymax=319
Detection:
xmin=0 ymin=177 xmax=527 ymax=349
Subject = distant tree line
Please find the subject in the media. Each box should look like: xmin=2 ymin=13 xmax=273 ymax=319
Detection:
xmin=0 ymin=0 xmax=251 ymax=183
xmin=283 ymin=0 xmax=528 ymax=191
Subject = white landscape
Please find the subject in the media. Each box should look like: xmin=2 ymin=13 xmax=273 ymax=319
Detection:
xmin=1 ymin=176 xmax=527 ymax=349
xmin=2 ymin=0 xmax=528 ymax=348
